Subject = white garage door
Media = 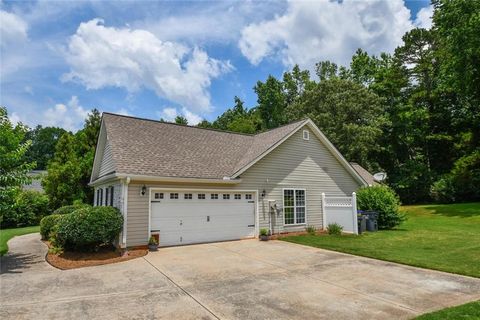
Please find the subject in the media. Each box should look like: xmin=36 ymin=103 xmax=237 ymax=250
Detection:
xmin=150 ymin=191 xmax=256 ymax=247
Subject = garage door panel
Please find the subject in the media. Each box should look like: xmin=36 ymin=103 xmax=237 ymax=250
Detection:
xmin=151 ymin=191 xmax=255 ymax=247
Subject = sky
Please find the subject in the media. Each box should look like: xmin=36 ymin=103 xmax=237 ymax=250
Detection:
xmin=1 ymin=0 xmax=433 ymax=131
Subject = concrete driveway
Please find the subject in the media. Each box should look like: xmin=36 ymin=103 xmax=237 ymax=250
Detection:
xmin=1 ymin=234 xmax=479 ymax=319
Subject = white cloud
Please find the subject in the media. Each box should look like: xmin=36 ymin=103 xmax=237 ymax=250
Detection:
xmin=239 ymin=0 xmax=413 ymax=69
xmin=62 ymin=19 xmax=233 ymax=114
xmin=157 ymin=107 xmax=178 ymax=122
xmin=0 ymin=10 xmax=28 ymax=46
xmin=156 ymin=107 xmax=201 ymax=125
xmin=115 ymin=108 xmax=131 ymax=116
xmin=182 ymin=108 xmax=202 ymax=125
xmin=39 ymin=96 xmax=89 ymax=131
xmin=415 ymin=5 xmax=434 ymax=29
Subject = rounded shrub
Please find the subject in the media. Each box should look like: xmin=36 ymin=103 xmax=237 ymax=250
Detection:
xmin=40 ymin=214 xmax=62 ymax=240
xmin=356 ymin=186 xmax=403 ymax=229
xmin=53 ymin=203 xmax=91 ymax=215
xmin=55 ymin=206 xmax=123 ymax=251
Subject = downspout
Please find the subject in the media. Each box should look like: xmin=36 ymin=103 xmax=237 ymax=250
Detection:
xmin=122 ymin=177 xmax=130 ymax=248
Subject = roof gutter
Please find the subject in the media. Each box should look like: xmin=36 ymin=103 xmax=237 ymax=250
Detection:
xmin=90 ymin=173 xmax=242 ymax=186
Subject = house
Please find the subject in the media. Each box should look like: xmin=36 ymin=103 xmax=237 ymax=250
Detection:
xmin=350 ymin=162 xmax=380 ymax=186
xmin=23 ymin=170 xmax=47 ymax=192
xmin=89 ymin=113 xmax=367 ymax=248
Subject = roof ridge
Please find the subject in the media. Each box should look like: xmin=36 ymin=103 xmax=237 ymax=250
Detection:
xmin=103 ymin=112 xmax=309 ymax=137
xmin=102 ymin=112 xmax=255 ymax=136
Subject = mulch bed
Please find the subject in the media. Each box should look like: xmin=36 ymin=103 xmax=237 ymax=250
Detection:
xmin=44 ymin=241 xmax=148 ymax=270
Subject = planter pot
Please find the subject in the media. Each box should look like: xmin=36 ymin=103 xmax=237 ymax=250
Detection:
xmin=148 ymin=244 xmax=158 ymax=251
xmin=259 ymin=235 xmax=269 ymax=241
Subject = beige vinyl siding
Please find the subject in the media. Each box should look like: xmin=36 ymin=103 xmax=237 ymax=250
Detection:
xmin=125 ymin=125 xmax=362 ymax=247
xmin=98 ymin=140 xmax=115 ymax=177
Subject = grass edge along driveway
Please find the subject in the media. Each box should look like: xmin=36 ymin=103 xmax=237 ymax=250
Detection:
xmin=0 ymin=225 xmax=40 ymax=256
xmin=281 ymin=203 xmax=480 ymax=278
xmin=414 ymin=300 xmax=480 ymax=319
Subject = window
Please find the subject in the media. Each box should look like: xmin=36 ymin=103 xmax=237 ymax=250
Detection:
xmin=211 ymin=193 xmax=218 ymax=200
xmin=245 ymin=194 xmax=252 ymax=200
xmin=154 ymin=192 xmax=164 ymax=199
xmin=198 ymin=194 xmax=205 ymax=199
xmin=170 ymin=193 xmax=179 ymax=199
xmin=105 ymin=187 xmax=109 ymax=206
xmin=223 ymin=194 xmax=230 ymax=200
xmin=234 ymin=194 xmax=241 ymax=200
xmin=109 ymin=186 xmax=114 ymax=206
xmin=184 ymin=193 xmax=193 ymax=199
xmin=303 ymin=130 xmax=310 ymax=141
xmin=283 ymin=189 xmax=306 ymax=225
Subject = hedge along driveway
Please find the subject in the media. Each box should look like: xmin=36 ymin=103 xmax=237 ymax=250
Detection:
xmin=0 ymin=226 xmax=40 ymax=255
xmin=282 ymin=203 xmax=480 ymax=278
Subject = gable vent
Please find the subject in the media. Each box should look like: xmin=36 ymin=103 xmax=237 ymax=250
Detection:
xmin=303 ymin=130 xmax=310 ymax=141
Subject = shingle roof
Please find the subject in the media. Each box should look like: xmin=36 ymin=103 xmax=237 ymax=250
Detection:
xmin=101 ymin=113 xmax=307 ymax=180
xmin=349 ymin=162 xmax=379 ymax=186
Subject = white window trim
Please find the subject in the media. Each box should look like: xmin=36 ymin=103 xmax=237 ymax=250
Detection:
xmin=303 ymin=130 xmax=309 ymax=140
xmin=282 ymin=188 xmax=307 ymax=226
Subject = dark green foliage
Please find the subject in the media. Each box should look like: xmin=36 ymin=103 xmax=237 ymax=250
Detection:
xmin=357 ymin=186 xmax=403 ymax=229
xmin=0 ymin=107 xmax=36 ymax=225
xmin=431 ymin=151 xmax=480 ymax=203
xmin=53 ymin=203 xmax=91 ymax=215
xmin=55 ymin=206 xmax=123 ymax=251
xmin=174 ymin=116 xmax=188 ymax=125
xmin=1 ymin=190 xmax=49 ymax=228
xmin=40 ymin=214 xmax=62 ymax=240
xmin=42 ymin=109 xmax=100 ymax=209
xmin=23 ymin=126 xmax=66 ymax=170
xmin=327 ymin=223 xmax=343 ymax=235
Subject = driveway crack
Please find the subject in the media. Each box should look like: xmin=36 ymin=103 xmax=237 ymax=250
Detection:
xmin=142 ymin=257 xmax=221 ymax=320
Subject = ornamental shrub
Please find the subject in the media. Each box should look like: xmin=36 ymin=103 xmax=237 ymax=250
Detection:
xmin=53 ymin=203 xmax=91 ymax=215
xmin=356 ymin=186 xmax=403 ymax=229
xmin=327 ymin=223 xmax=343 ymax=235
xmin=55 ymin=206 xmax=123 ymax=251
xmin=40 ymin=214 xmax=62 ymax=240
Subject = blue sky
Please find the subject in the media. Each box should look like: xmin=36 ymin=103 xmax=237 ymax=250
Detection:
xmin=1 ymin=0 xmax=432 ymax=131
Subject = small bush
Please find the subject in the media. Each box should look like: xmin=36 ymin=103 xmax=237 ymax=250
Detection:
xmin=431 ymin=151 xmax=480 ymax=203
xmin=1 ymin=190 xmax=49 ymax=228
xmin=55 ymin=206 xmax=123 ymax=251
xmin=53 ymin=203 xmax=91 ymax=215
xmin=148 ymin=236 xmax=158 ymax=245
xmin=259 ymin=228 xmax=269 ymax=236
xmin=357 ymin=186 xmax=404 ymax=229
xmin=327 ymin=223 xmax=343 ymax=235
xmin=40 ymin=214 xmax=62 ymax=240
xmin=306 ymin=225 xmax=316 ymax=235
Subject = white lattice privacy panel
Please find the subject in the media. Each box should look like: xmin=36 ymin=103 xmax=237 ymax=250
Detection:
xmin=322 ymin=193 xmax=358 ymax=234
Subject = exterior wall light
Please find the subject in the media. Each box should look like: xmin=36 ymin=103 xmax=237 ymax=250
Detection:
xmin=141 ymin=185 xmax=147 ymax=196
xmin=261 ymin=189 xmax=266 ymax=198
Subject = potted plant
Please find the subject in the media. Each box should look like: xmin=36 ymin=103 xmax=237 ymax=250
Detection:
xmin=148 ymin=236 xmax=158 ymax=251
xmin=259 ymin=228 xmax=269 ymax=241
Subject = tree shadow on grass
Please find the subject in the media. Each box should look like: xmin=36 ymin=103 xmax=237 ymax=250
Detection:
xmin=427 ymin=203 xmax=480 ymax=218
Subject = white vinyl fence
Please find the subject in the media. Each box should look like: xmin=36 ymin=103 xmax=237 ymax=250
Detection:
xmin=322 ymin=193 xmax=358 ymax=234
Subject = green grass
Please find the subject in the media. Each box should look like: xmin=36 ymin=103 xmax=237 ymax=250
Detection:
xmin=415 ymin=300 xmax=480 ymax=319
xmin=281 ymin=203 xmax=480 ymax=278
xmin=0 ymin=226 xmax=40 ymax=256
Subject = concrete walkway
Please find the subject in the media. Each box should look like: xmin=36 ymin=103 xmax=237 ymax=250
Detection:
xmin=1 ymin=234 xmax=479 ymax=319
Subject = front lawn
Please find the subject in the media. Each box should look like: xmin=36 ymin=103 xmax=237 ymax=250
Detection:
xmin=0 ymin=226 xmax=40 ymax=256
xmin=281 ymin=203 xmax=480 ymax=278
xmin=415 ymin=300 xmax=480 ymax=319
